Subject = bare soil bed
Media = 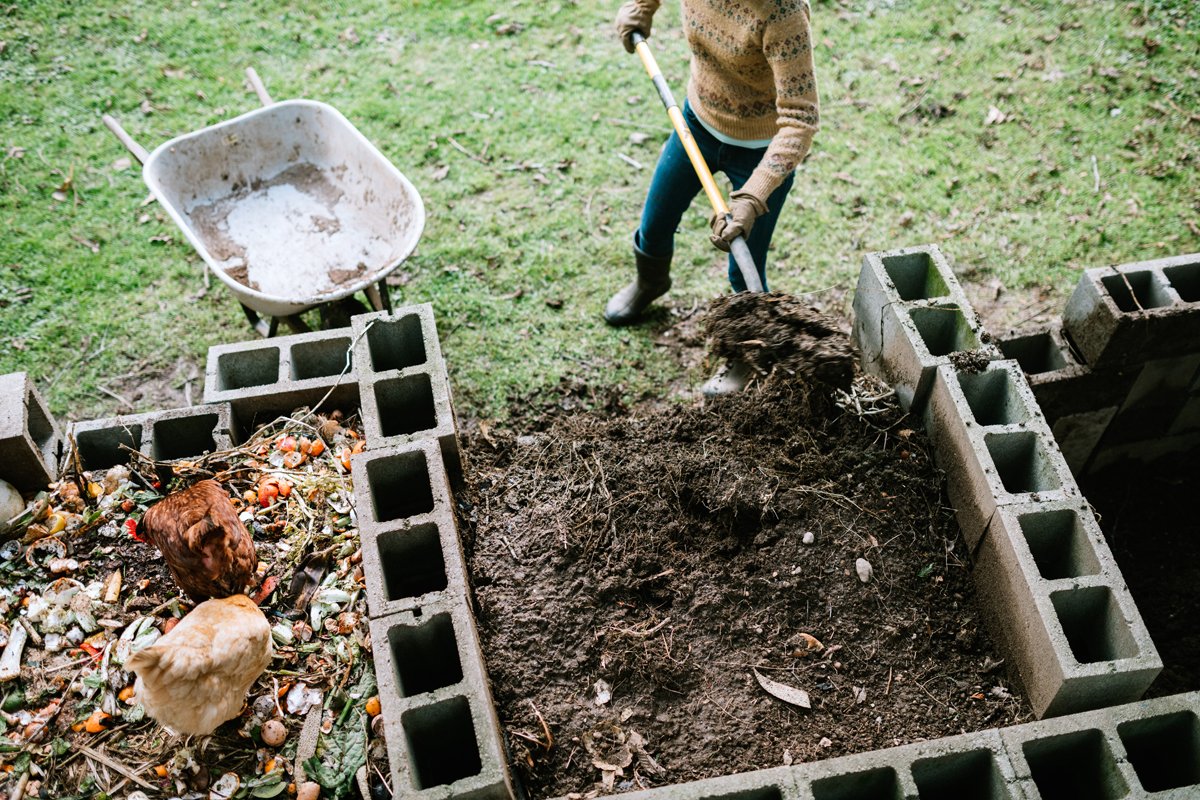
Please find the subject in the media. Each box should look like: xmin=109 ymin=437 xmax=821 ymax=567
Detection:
xmin=457 ymin=311 xmax=1033 ymax=796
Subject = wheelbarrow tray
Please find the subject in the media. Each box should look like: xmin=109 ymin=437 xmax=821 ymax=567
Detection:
xmin=142 ymin=99 xmax=424 ymax=318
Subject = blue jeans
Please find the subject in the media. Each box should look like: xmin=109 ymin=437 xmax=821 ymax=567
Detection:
xmin=635 ymin=101 xmax=795 ymax=292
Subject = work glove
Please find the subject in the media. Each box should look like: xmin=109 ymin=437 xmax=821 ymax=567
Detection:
xmin=709 ymin=190 xmax=769 ymax=252
xmin=615 ymin=1 xmax=653 ymax=53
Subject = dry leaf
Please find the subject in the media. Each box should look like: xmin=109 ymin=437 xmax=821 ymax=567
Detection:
xmin=431 ymin=164 xmax=450 ymax=181
xmin=753 ymin=668 xmax=811 ymax=709
xmin=984 ymin=106 xmax=1007 ymax=125
xmin=852 ymin=686 xmax=867 ymax=704
xmin=792 ymin=632 xmax=824 ymax=657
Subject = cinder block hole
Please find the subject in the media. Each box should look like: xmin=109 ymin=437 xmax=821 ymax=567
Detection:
xmin=996 ymin=332 xmax=1069 ymax=374
xmin=1101 ymin=270 xmax=1172 ymax=312
xmin=372 ymin=373 xmax=437 ymax=438
xmin=401 ymin=696 xmax=482 ymax=789
xmin=25 ymin=390 xmax=56 ymax=450
xmin=366 ymin=313 xmax=427 ymax=372
xmin=1050 ymin=586 xmax=1140 ymax=664
xmin=1164 ymin=262 xmax=1200 ymax=303
xmin=1019 ymin=508 xmax=1101 ymax=579
xmin=983 ymin=431 xmax=1062 ymax=494
xmin=1022 ymin=729 xmax=1128 ymax=800
xmin=911 ymin=749 xmax=1009 ymax=800
xmin=810 ymin=766 xmax=902 ymax=800
xmin=151 ymin=413 xmax=218 ymax=461
xmin=909 ymin=305 xmax=980 ymax=358
xmin=365 ymin=450 xmax=436 ymax=522
xmin=1117 ymin=710 xmax=1200 ymax=792
xmin=882 ymin=251 xmax=950 ymax=301
xmin=75 ymin=425 xmax=142 ymax=471
xmin=387 ymin=612 xmax=463 ymax=696
xmin=289 ymin=337 xmax=351 ymax=380
xmin=692 ymin=788 xmax=781 ymax=800
xmin=957 ymin=368 xmax=1031 ymax=426
xmin=216 ymin=347 xmax=280 ymax=391
xmin=377 ymin=522 xmax=449 ymax=601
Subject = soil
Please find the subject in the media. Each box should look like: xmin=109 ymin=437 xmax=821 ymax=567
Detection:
xmin=458 ymin=301 xmax=1032 ymax=797
xmin=704 ymin=293 xmax=855 ymax=391
xmin=1082 ymin=455 xmax=1200 ymax=700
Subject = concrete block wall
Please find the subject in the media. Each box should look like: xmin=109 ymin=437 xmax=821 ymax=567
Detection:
xmin=851 ymin=244 xmax=1000 ymax=413
xmin=583 ymin=692 xmax=1200 ymax=800
xmin=857 ymin=244 xmax=1163 ymax=719
xmin=996 ymin=253 xmax=1200 ymax=475
xmin=353 ymin=441 xmax=511 ymax=800
xmin=0 ymin=372 xmax=63 ymax=492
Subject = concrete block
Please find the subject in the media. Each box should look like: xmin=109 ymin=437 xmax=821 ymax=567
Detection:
xmin=0 ymin=373 xmax=63 ymax=492
xmin=1107 ymin=692 xmax=1200 ymax=796
xmin=361 ymin=513 xmax=468 ymax=619
xmin=852 ymin=244 xmax=963 ymax=358
xmin=350 ymin=439 xmax=455 ymax=536
xmin=1062 ymin=253 xmax=1200 ymax=369
xmin=1087 ymin=429 xmax=1200 ymax=476
xmin=1050 ymin=408 xmax=1117 ymax=475
xmin=588 ymin=767 xmax=801 ymax=800
xmin=1168 ymin=394 xmax=1200 ymax=436
xmin=974 ymin=501 xmax=1161 ymax=718
xmin=1004 ymin=724 xmax=1133 ymax=800
xmin=994 ymin=326 xmax=1132 ymax=424
xmin=924 ymin=361 xmax=1080 ymax=551
xmin=203 ymin=328 xmax=361 ymax=440
xmin=853 ymin=245 xmax=998 ymax=413
xmin=68 ymin=403 xmax=232 ymax=473
xmin=368 ymin=601 xmax=512 ymax=800
xmin=353 ymin=305 xmax=462 ymax=483
xmin=1098 ymin=353 xmax=1200 ymax=446
xmin=352 ymin=305 xmax=443 ymax=376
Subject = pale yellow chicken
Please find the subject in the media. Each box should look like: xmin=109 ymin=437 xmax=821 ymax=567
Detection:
xmin=126 ymin=594 xmax=273 ymax=736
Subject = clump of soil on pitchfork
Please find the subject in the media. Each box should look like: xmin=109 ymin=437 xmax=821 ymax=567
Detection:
xmin=704 ymin=292 xmax=856 ymax=391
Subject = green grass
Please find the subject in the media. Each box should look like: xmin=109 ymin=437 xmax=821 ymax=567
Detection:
xmin=1 ymin=0 xmax=1197 ymax=423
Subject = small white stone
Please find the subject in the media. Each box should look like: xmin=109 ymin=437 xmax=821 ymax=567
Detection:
xmin=802 ymin=531 xmax=815 ymax=545
xmin=856 ymin=558 xmax=873 ymax=583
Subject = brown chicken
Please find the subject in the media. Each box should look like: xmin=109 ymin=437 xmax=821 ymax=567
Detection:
xmin=137 ymin=479 xmax=258 ymax=601
xmin=126 ymin=594 xmax=274 ymax=736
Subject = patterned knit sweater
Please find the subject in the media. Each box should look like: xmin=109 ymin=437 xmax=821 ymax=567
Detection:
xmin=632 ymin=0 xmax=819 ymax=201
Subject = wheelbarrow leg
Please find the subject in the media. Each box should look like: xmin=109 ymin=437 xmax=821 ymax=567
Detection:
xmin=241 ymin=303 xmax=272 ymax=338
xmin=365 ymin=280 xmax=392 ymax=313
xmin=362 ymin=281 xmax=386 ymax=311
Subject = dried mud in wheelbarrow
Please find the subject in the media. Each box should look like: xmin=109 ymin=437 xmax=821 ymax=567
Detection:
xmin=459 ymin=354 xmax=1033 ymax=796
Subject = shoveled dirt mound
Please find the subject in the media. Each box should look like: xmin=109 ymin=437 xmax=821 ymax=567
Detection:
xmin=458 ymin=375 xmax=1031 ymax=797
xmin=704 ymin=293 xmax=856 ymax=390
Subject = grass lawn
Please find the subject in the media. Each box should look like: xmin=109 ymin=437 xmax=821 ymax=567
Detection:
xmin=1 ymin=0 xmax=1197 ymax=423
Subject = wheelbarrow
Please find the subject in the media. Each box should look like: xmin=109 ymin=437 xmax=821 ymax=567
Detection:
xmin=104 ymin=68 xmax=425 ymax=337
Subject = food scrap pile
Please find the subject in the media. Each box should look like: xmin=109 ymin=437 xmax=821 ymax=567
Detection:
xmin=0 ymin=410 xmax=388 ymax=800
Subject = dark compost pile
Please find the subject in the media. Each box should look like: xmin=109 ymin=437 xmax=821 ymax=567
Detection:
xmin=458 ymin=371 xmax=1033 ymax=797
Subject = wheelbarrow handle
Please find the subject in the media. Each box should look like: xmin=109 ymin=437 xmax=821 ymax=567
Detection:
xmin=245 ymin=67 xmax=274 ymax=106
xmin=101 ymin=114 xmax=150 ymax=165
xmin=630 ymin=32 xmax=763 ymax=293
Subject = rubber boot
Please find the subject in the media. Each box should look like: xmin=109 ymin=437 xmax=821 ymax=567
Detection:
xmin=701 ymin=359 xmax=754 ymax=397
xmin=603 ymin=243 xmax=672 ymax=326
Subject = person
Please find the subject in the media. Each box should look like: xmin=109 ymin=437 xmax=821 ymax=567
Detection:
xmin=606 ymin=0 xmax=819 ymax=395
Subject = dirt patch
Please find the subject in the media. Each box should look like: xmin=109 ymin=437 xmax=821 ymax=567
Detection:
xmin=1083 ymin=455 xmax=1200 ymax=699
xmin=704 ymin=293 xmax=855 ymax=390
xmin=459 ymin=372 xmax=1031 ymax=796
